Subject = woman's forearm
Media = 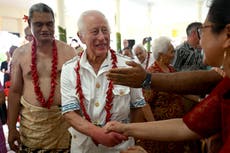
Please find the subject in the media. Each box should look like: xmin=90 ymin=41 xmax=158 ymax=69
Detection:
xmin=125 ymin=118 xmax=200 ymax=141
xmin=151 ymin=70 xmax=222 ymax=95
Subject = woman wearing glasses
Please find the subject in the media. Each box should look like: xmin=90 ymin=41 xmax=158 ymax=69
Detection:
xmin=106 ymin=0 xmax=230 ymax=152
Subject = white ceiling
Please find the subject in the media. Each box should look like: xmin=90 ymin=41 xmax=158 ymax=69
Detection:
xmin=0 ymin=0 xmax=206 ymax=19
xmin=0 ymin=0 xmax=208 ymax=51
xmin=0 ymin=0 xmax=199 ymax=19
xmin=0 ymin=0 xmax=201 ymax=10
xmin=0 ymin=0 xmax=56 ymax=9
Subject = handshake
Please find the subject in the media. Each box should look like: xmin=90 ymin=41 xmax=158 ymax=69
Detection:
xmin=90 ymin=121 xmax=127 ymax=147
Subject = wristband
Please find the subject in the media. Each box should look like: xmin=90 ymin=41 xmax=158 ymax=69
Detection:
xmin=141 ymin=73 xmax=152 ymax=89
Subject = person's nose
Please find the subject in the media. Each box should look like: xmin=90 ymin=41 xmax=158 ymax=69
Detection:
xmin=97 ymin=30 xmax=106 ymax=40
xmin=41 ymin=24 xmax=49 ymax=31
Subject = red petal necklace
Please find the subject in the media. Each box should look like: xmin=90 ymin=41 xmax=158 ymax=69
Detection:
xmin=75 ymin=49 xmax=117 ymax=123
xmin=31 ymin=37 xmax=58 ymax=109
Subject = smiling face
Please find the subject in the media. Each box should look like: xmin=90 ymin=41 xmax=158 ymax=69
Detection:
xmin=78 ymin=11 xmax=110 ymax=58
xmin=200 ymin=18 xmax=227 ymax=67
xmin=134 ymin=46 xmax=147 ymax=63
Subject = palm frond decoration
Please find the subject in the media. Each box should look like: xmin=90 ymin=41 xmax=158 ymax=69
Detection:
xmin=58 ymin=26 xmax=67 ymax=42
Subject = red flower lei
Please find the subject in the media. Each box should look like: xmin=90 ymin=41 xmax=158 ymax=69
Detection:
xmin=22 ymin=15 xmax=28 ymax=22
xmin=31 ymin=37 xmax=58 ymax=109
xmin=75 ymin=49 xmax=117 ymax=123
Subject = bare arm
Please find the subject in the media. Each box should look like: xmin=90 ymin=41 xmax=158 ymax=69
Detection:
xmin=107 ymin=61 xmax=222 ymax=95
xmin=8 ymin=49 xmax=23 ymax=151
xmin=150 ymin=69 xmax=221 ymax=95
xmin=63 ymin=111 xmax=128 ymax=147
xmin=106 ymin=118 xmax=201 ymax=141
xmin=64 ymin=111 xmax=96 ymax=135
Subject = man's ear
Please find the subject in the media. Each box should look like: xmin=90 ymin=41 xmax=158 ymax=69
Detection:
xmin=77 ymin=32 xmax=85 ymax=44
xmin=223 ymin=24 xmax=230 ymax=48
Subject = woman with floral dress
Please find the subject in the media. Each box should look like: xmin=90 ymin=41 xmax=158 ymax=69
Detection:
xmin=132 ymin=36 xmax=201 ymax=153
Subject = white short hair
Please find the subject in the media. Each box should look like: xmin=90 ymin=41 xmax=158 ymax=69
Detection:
xmin=77 ymin=10 xmax=110 ymax=34
xmin=152 ymin=36 xmax=171 ymax=60
xmin=133 ymin=44 xmax=146 ymax=53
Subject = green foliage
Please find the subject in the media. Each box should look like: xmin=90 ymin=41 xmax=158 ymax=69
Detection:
xmin=58 ymin=26 xmax=67 ymax=43
xmin=147 ymin=41 xmax=151 ymax=52
xmin=0 ymin=53 xmax=6 ymax=62
xmin=116 ymin=32 xmax=121 ymax=53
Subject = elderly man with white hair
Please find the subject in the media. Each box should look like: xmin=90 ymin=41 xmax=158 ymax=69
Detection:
xmin=61 ymin=10 xmax=146 ymax=153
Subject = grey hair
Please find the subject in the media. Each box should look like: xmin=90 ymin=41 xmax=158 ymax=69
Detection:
xmin=134 ymin=44 xmax=146 ymax=53
xmin=77 ymin=10 xmax=110 ymax=34
xmin=186 ymin=22 xmax=202 ymax=36
xmin=152 ymin=36 xmax=171 ymax=60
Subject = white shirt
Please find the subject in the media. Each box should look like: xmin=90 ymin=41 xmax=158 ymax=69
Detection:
xmin=61 ymin=50 xmax=145 ymax=153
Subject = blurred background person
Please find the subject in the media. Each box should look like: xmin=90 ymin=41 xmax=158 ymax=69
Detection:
xmin=134 ymin=44 xmax=154 ymax=70
xmin=173 ymin=22 xmax=207 ymax=71
xmin=2 ymin=45 xmax=17 ymax=98
xmin=24 ymin=26 xmax=33 ymax=42
xmin=0 ymin=52 xmax=10 ymax=88
xmin=122 ymin=39 xmax=137 ymax=59
xmin=0 ymin=45 xmax=17 ymax=89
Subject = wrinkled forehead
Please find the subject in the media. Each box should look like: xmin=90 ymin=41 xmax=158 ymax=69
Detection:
xmin=83 ymin=13 xmax=109 ymax=30
xmin=30 ymin=12 xmax=54 ymax=23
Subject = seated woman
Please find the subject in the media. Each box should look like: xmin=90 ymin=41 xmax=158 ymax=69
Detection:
xmin=137 ymin=36 xmax=201 ymax=153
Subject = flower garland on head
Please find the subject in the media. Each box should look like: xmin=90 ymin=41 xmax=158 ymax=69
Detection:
xmin=23 ymin=15 xmax=29 ymax=22
xmin=75 ymin=49 xmax=117 ymax=123
xmin=31 ymin=37 xmax=58 ymax=109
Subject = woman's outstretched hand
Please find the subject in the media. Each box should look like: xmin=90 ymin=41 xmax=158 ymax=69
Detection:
xmin=106 ymin=61 xmax=147 ymax=88
xmin=105 ymin=121 xmax=128 ymax=135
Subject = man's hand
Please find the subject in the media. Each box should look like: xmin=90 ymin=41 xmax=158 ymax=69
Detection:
xmin=8 ymin=129 xmax=21 ymax=152
xmin=106 ymin=61 xmax=147 ymax=88
xmin=90 ymin=126 xmax=128 ymax=147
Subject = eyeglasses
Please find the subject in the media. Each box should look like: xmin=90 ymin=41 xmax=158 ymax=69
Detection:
xmin=197 ymin=24 xmax=213 ymax=39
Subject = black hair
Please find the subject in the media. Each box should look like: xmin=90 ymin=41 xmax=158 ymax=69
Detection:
xmin=208 ymin=0 xmax=230 ymax=99
xmin=208 ymin=0 xmax=230 ymax=33
xmin=186 ymin=22 xmax=202 ymax=36
xmin=28 ymin=3 xmax=55 ymax=25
